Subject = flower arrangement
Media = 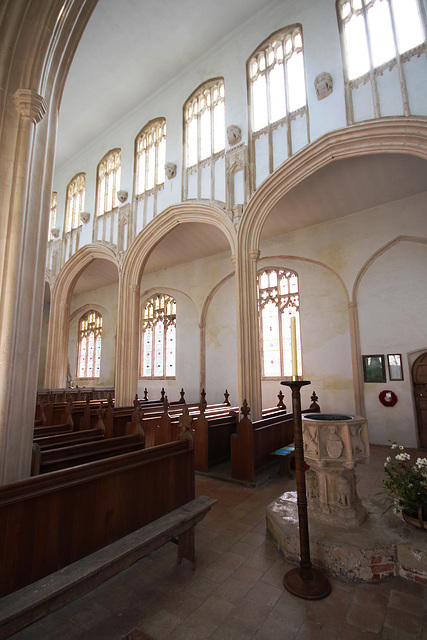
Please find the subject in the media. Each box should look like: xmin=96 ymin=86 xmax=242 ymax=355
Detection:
xmin=379 ymin=443 xmax=427 ymax=524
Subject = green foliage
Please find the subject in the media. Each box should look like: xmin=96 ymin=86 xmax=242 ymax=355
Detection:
xmin=378 ymin=443 xmax=427 ymax=520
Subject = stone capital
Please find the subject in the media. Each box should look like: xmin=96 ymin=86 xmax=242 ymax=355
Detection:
xmin=249 ymin=249 xmax=260 ymax=263
xmin=14 ymin=89 xmax=47 ymax=124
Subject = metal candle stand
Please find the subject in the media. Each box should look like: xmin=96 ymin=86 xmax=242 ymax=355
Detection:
xmin=281 ymin=379 xmax=331 ymax=600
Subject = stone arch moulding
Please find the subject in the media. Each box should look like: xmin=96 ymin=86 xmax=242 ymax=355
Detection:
xmin=239 ymin=118 xmax=427 ymax=253
xmin=123 ymin=201 xmax=237 ymax=287
xmin=115 ymin=202 xmax=237 ymax=407
xmin=45 ymin=244 xmax=119 ymax=388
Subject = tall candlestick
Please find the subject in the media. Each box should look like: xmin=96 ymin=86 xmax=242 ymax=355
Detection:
xmin=291 ymin=316 xmax=297 ymax=379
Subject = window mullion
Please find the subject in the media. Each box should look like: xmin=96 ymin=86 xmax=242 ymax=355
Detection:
xmin=388 ymin=0 xmax=411 ymax=116
xmin=362 ymin=1 xmax=381 ymax=118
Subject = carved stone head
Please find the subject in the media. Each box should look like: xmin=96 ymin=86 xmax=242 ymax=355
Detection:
xmin=227 ymin=124 xmax=242 ymax=146
xmin=165 ymin=162 xmax=177 ymax=179
xmin=314 ymin=72 xmax=333 ymax=101
xmin=79 ymin=211 xmax=90 ymax=224
xmin=116 ymin=190 xmax=128 ymax=204
xmin=50 ymin=227 xmax=60 ymax=239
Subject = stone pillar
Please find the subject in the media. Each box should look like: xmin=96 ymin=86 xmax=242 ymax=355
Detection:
xmin=115 ymin=281 xmax=139 ymax=407
xmin=234 ymin=247 xmax=262 ymax=420
xmin=0 ymin=89 xmax=50 ymax=483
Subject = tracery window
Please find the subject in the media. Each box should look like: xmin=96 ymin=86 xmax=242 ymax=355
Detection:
xmin=183 ymin=78 xmax=225 ymax=201
xmin=337 ymin=0 xmax=427 ymax=122
xmin=77 ymin=310 xmax=102 ymax=379
xmin=258 ymin=268 xmax=302 ymax=378
xmin=49 ymin=191 xmax=57 ymax=237
xmin=141 ymin=295 xmax=176 ymax=378
xmin=65 ymin=173 xmax=85 ymax=233
xmin=96 ymin=149 xmax=121 ymax=216
xmin=135 ymin=118 xmax=166 ymax=196
xmin=248 ymin=26 xmax=309 ymax=190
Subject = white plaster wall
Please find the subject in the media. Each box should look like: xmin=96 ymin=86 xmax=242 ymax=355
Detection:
xmin=258 ymin=256 xmax=354 ymax=414
xmin=205 ymin=275 xmax=238 ymax=406
xmin=68 ymin=282 xmax=118 ymax=387
xmin=358 ymin=241 xmax=427 ymax=447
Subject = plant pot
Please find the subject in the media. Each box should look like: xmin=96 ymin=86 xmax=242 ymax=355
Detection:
xmin=402 ymin=508 xmax=426 ymax=530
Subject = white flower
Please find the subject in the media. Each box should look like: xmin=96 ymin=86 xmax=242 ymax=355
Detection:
xmin=395 ymin=453 xmax=410 ymax=461
xmin=399 ymin=445 xmax=404 ymax=450
xmin=416 ymin=457 xmax=427 ymax=468
xmin=391 ymin=443 xmax=398 ymax=449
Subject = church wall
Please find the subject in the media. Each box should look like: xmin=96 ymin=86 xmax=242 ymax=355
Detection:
xmin=260 ymin=190 xmax=427 ymax=446
xmin=68 ymin=282 xmax=118 ymax=387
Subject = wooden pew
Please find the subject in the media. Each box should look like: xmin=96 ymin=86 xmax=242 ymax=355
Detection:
xmin=33 ymin=433 xmax=145 ymax=475
xmin=0 ymin=434 xmax=196 ymax=599
xmin=192 ymin=406 xmax=239 ymax=472
xmin=230 ymin=392 xmax=320 ymax=482
xmin=33 ymin=427 xmax=105 ymax=451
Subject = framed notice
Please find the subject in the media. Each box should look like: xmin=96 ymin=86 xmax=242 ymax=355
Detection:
xmin=387 ymin=354 xmax=404 ymax=381
xmin=362 ymin=354 xmax=386 ymax=383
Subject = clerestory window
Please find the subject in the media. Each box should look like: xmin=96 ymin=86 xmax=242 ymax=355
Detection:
xmin=96 ymin=149 xmax=121 ymax=216
xmin=183 ymin=78 xmax=225 ymax=201
xmin=258 ymin=268 xmax=302 ymax=378
xmin=77 ymin=310 xmax=102 ymax=379
xmin=248 ymin=26 xmax=309 ymax=190
xmin=141 ymin=294 xmax=176 ymax=378
xmin=65 ymin=173 xmax=85 ymax=233
xmin=337 ymin=0 xmax=427 ymax=122
xmin=135 ymin=118 xmax=166 ymax=196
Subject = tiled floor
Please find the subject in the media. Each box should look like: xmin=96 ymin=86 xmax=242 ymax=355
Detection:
xmin=8 ymin=445 xmax=427 ymax=640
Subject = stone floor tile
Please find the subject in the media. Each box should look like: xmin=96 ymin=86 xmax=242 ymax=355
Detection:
xmin=246 ymin=580 xmax=283 ymax=607
xmin=199 ymin=560 xmax=234 ymax=584
xmin=231 ymin=564 xmax=264 ymax=586
xmin=388 ymin=588 xmax=425 ymax=614
xmin=212 ymin=577 xmax=252 ymax=604
xmin=253 ymin=614 xmax=298 ymax=639
xmin=338 ymin=622 xmax=380 ymax=639
xmin=193 ymin=593 xmax=235 ymax=623
xmin=294 ymin=618 xmax=340 ymax=640
xmin=345 ymin=601 xmax=388 ymax=634
xmin=165 ymin=611 xmax=220 ymax=639
xmin=229 ymin=596 xmax=273 ymax=629
xmin=269 ymin=591 xmax=312 ymax=629
xmin=161 ymin=590 xmax=204 ymax=621
xmin=384 ymin=607 xmax=424 ymax=636
xmin=208 ymin=616 xmax=257 ymax=639
xmin=138 ymin=609 xmax=181 ymax=640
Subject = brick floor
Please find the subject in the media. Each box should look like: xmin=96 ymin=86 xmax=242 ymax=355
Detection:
xmin=7 ymin=445 xmax=427 ymax=640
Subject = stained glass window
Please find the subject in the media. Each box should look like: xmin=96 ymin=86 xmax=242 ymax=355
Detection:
xmin=338 ymin=0 xmax=426 ymax=82
xmin=135 ymin=119 xmax=166 ymax=195
xmin=258 ymin=268 xmax=302 ymax=378
xmin=96 ymin=149 xmax=121 ymax=216
xmin=77 ymin=310 xmax=102 ymax=379
xmin=141 ymin=294 xmax=176 ymax=378
xmin=65 ymin=173 xmax=85 ymax=232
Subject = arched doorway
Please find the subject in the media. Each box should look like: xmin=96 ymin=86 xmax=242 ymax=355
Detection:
xmin=412 ymin=352 xmax=427 ymax=448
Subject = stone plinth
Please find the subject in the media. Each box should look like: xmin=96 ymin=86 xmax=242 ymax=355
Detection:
xmin=302 ymin=413 xmax=369 ymax=527
xmin=267 ymin=492 xmax=427 ymax=583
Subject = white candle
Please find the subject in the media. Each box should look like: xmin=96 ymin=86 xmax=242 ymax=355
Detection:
xmin=291 ymin=316 xmax=297 ymax=378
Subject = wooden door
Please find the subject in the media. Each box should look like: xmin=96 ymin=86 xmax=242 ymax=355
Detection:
xmin=413 ymin=352 xmax=427 ymax=448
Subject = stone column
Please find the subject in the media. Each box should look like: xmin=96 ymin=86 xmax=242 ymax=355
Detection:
xmin=0 ymin=89 xmax=48 ymax=483
xmin=115 ymin=281 xmax=140 ymax=407
xmin=235 ymin=247 xmax=262 ymax=420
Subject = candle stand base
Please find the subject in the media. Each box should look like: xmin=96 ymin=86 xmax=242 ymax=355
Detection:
xmin=284 ymin=566 xmax=331 ymax=600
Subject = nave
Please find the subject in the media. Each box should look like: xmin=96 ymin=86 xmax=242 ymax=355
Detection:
xmin=8 ymin=446 xmax=427 ymax=640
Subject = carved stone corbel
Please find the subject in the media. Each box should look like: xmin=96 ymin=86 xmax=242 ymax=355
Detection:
xmin=314 ymin=72 xmax=333 ymax=101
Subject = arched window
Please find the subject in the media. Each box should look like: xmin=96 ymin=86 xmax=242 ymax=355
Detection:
xmin=183 ymin=78 xmax=225 ymax=201
xmin=77 ymin=310 xmax=102 ymax=379
xmin=258 ymin=268 xmax=302 ymax=378
xmin=96 ymin=149 xmax=121 ymax=216
xmin=248 ymin=26 xmax=309 ymax=190
xmin=65 ymin=173 xmax=86 ymax=232
xmin=135 ymin=118 xmax=166 ymax=196
xmin=337 ymin=0 xmax=427 ymax=122
xmin=141 ymin=295 xmax=176 ymax=378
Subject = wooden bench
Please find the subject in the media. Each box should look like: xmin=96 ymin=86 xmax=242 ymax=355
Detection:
xmin=33 ymin=433 xmax=145 ymax=474
xmin=192 ymin=407 xmax=239 ymax=472
xmin=273 ymin=444 xmax=295 ymax=478
xmin=0 ymin=494 xmax=216 ymax=638
xmin=230 ymin=393 xmax=320 ymax=483
xmin=33 ymin=427 xmax=105 ymax=450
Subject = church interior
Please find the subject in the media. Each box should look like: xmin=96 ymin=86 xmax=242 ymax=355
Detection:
xmin=1 ymin=0 xmax=427 ymax=637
